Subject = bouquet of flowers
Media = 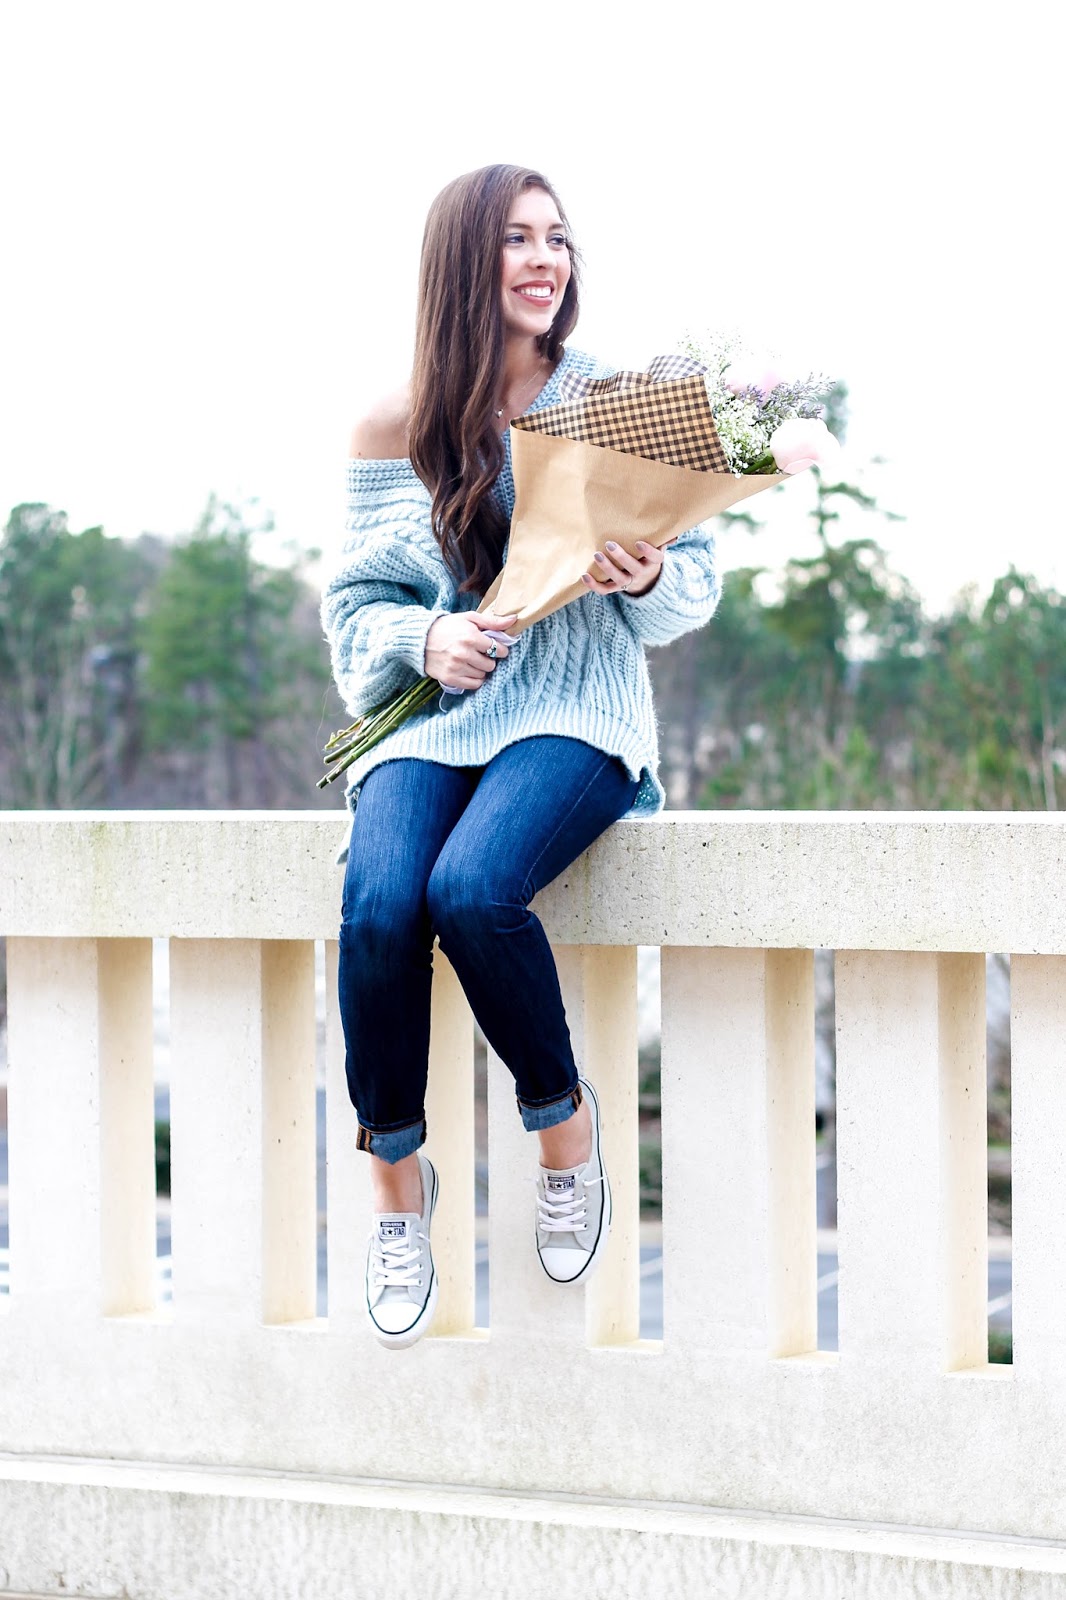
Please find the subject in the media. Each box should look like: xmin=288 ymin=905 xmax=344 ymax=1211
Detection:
xmin=319 ymin=344 xmax=838 ymax=788
xmin=682 ymin=332 xmax=839 ymax=476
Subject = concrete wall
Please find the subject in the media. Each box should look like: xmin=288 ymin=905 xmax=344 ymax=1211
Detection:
xmin=1 ymin=811 xmax=1065 ymax=1596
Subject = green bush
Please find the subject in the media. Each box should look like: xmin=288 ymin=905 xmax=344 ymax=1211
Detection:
xmin=988 ymin=1329 xmax=1012 ymax=1365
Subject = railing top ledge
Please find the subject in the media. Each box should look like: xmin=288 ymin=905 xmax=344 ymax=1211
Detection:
xmin=1 ymin=809 xmax=1064 ymax=952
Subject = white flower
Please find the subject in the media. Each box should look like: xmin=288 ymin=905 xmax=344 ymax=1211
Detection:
xmin=769 ymin=417 xmax=842 ymax=475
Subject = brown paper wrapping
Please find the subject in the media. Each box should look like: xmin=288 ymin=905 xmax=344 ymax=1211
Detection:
xmin=479 ymin=427 xmax=785 ymax=632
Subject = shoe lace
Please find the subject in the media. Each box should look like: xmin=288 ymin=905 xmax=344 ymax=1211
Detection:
xmin=369 ymin=1229 xmax=427 ymax=1289
xmin=536 ymin=1173 xmax=604 ymax=1234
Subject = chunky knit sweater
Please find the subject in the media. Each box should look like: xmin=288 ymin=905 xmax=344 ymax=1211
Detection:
xmin=321 ymin=346 xmax=721 ymax=818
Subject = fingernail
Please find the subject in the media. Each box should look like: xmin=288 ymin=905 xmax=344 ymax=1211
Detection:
xmin=594 ymin=552 xmax=606 ymax=564
xmin=581 ymin=573 xmax=592 ymax=584
xmin=605 ymin=540 xmax=618 ymax=551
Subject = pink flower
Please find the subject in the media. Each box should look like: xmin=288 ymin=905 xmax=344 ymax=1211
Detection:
xmin=768 ymin=417 xmax=841 ymax=475
xmin=724 ymin=360 xmax=784 ymax=400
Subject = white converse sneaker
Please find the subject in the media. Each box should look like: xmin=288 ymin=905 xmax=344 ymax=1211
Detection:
xmin=535 ymin=1078 xmax=611 ymax=1285
xmin=365 ymin=1151 xmax=439 ymax=1349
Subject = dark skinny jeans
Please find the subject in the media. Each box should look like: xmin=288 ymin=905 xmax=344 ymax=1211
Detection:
xmin=338 ymin=736 xmax=639 ymax=1163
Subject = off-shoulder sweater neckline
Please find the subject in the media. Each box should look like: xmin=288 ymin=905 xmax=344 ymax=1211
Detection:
xmin=349 ymin=345 xmax=581 ymax=480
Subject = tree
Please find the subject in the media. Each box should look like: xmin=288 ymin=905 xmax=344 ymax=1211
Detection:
xmin=653 ymin=561 xmax=799 ymax=806
xmin=650 ymin=426 xmax=919 ymax=810
xmin=138 ymin=496 xmax=332 ymax=806
xmin=760 ymin=505 xmax=923 ymax=807
xmin=920 ymin=570 xmax=1066 ymax=810
xmin=0 ymin=504 xmax=155 ymax=806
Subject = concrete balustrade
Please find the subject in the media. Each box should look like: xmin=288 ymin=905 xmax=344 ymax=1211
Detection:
xmin=2 ymin=809 xmax=1066 ymax=1597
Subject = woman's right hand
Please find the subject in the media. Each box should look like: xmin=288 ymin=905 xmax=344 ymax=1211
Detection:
xmin=424 ymin=612 xmax=518 ymax=691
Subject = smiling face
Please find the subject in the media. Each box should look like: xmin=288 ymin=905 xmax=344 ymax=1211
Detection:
xmin=500 ymin=185 xmax=573 ymax=343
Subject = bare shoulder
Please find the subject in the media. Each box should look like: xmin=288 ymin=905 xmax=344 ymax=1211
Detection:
xmin=349 ymin=386 xmax=411 ymax=459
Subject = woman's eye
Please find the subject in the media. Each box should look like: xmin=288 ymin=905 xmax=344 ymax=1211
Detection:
xmin=504 ymin=232 xmax=569 ymax=247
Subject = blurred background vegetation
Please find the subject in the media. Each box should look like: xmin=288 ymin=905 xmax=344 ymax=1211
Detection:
xmin=2 ymin=480 xmax=1062 ymax=819
xmin=0 ymin=496 xmax=345 ymax=812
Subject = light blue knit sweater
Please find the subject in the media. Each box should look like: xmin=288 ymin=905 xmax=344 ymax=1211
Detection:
xmin=321 ymin=346 xmax=721 ymax=818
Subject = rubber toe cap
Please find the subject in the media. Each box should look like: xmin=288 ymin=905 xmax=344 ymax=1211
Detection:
xmin=370 ymin=1297 xmax=422 ymax=1335
xmin=538 ymin=1245 xmax=588 ymax=1283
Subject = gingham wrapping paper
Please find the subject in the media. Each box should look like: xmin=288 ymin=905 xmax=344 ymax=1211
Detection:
xmin=514 ymin=365 xmax=731 ymax=474
xmin=554 ymin=351 xmax=708 ymax=403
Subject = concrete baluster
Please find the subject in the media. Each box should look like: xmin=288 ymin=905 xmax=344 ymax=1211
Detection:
xmin=324 ymin=938 xmax=371 ymax=1329
xmin=99 ymin=939 xmax=157 ymax=1316
xmin=1010 ymin=954 xmax=1066 ymax=1379
xmin=6 ymin=936 xmax=155 ymax=1319
xmin=835 ymin=951 xmax=987 ymax=1369
xmin=260 ymin=941 xmax=317 ymax=1324
xmin=485 ymin=947 xmax=588 ymax=1342
xmin=660 ymin=947 xmax=816 ymax=1357
xmin=938 ymin=952 xmax=992 ymax=1370
xmin=554 ymin=943 xmax=640 ymax=1346
xmin=423 ymin=949 xmax=476 ymax=1335
xmin=169 ymin=939 xmax=316 ymax=1325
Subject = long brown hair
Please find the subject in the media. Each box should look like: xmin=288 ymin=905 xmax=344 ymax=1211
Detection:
xmin=409 ymin=164 xmax=580 ymax=596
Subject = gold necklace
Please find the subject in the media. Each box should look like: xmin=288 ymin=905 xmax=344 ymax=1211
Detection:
xmin=495 ymin=359 xmax=548 ymax=420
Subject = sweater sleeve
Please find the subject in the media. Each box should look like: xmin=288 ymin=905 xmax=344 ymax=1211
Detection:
xmin=617 ymin=520 xmax=721 ymax=647
xmin=320 ymin=460 xmax=457 ymax=718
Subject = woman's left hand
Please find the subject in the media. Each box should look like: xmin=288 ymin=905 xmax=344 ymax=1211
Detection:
xmin=580 ymin=538 xmax=675 ymax=599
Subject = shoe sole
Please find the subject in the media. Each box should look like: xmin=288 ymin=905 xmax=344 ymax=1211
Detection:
xmin=368 ymin=1156 xmax=440 ymax=1349
xmin=539 ymin=1078 xmax=612 ymax=1286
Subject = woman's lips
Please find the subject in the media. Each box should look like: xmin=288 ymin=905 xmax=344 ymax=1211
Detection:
xmin=513 ymin=284 xmax=554 ymax=304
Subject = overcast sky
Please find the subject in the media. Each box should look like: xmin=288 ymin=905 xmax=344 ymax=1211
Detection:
xmin=1 ymin=1 xmax=1060 ymax=612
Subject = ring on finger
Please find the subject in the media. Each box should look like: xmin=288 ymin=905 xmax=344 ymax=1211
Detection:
xmin=486 ymin=640 xmax=498 ymax=659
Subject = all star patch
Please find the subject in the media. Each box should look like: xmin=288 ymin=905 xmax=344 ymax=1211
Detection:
xmin=379 ymin=1220 xmax=407 ymax=1239
xmin=547 ymin=1175 xmax=577 ymax=1194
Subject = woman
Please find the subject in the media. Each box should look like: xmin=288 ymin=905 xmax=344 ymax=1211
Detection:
xmin=322 ymin=164 xmax=720 ymax=1348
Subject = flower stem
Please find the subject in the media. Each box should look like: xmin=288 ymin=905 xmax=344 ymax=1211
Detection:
xmin=317 ymin=676 xmax=440 ymax=789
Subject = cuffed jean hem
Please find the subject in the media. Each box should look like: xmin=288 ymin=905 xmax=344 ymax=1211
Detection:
xmin=516 ymin=1082 xmax=583 ymax=1134
xmin=355 ymin=1116 xmax=427 ymax=1165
